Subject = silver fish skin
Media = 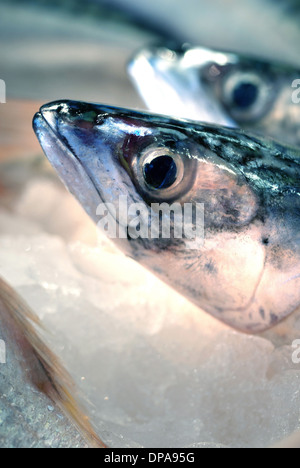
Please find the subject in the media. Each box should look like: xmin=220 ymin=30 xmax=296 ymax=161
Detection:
xmin=33 ymin=100 xmax=300 ymax=334
xmin=128 ymin=45 xmax=300 ymax=148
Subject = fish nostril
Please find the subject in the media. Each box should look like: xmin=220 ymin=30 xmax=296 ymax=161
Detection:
xmin=56 ymin=105 xmax=64 ymax=114
xmin=262 ymin=237 xmax=270 ymax=246
xmin=66 ymin=105 xmax=82 ymax=118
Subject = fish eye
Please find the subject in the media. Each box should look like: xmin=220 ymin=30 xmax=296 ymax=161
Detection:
xmin=143 ymin=155 xmax=178 ymax=189
xmin=133 ymin=143 xmax=197 ymax=201
xmin=221 ymin=71 xmax=271 ymax=122
xmin=232 ymin=81 xmax=259 ymax=109
xmin=138 ymin=146 xmax=185 ymax=194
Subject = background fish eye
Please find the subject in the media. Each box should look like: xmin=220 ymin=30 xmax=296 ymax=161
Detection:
xmin=220 ymin=70 xmax=272 ymax=122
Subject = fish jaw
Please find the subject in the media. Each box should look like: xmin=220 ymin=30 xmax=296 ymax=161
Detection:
xmin=33 ymin=100 xmax=300 ymax=334
xmin=128 ymin=46 xmax=236 ymax=127
xmin=33 ymin=106 xmax=104 ymax=225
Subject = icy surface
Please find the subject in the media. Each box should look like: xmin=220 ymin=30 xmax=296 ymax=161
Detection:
xmin=1 ymin=177 xmax=300 ymax=448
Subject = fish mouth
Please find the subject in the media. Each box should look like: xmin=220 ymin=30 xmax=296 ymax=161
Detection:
xmin=33 ymin=101 xmax=106 ymax=223
xmin=32 ymin=100 xmax=148 ymax=254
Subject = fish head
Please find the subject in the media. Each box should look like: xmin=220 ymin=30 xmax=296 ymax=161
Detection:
xmin=129 ymin=45 xmax=300 ymax=147
xmin=128 ymin=44 xmax=236 ymax=126
xmin=33 ymin=100 xmax=300 ymax=333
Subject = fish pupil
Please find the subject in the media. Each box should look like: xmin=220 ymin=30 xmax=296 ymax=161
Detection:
xmin=143 ymin=156 xmax=177 ymax=190
xmin=233 ymin=82 xmax=259 ymax=109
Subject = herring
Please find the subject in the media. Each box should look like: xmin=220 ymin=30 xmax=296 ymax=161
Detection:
xmin=33 ymin=100 xmax=300 ymax=334
xmin=128 ymin=45 xmax=300 ymax=148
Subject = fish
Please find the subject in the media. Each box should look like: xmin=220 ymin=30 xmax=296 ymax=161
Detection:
xmin=33 ymin=100 xmax=300 ymax=334
xmin=0 ymin=276 xmax=105 ymax=448
xmin=128 ymin=45 xmax=300 ymax=148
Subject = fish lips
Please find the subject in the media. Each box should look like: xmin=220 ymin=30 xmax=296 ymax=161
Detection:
xmin=33 ymin=102 xmax=108 ymax=224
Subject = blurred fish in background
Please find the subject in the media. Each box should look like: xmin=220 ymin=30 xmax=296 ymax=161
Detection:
xmin=128 ymin=45 xmax=300 ymax=148
xmin=2 ymin=0 xmax=300 ymax=103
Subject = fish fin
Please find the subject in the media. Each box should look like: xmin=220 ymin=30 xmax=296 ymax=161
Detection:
xmin=0 ymin=276 xmax=106 ymax=448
